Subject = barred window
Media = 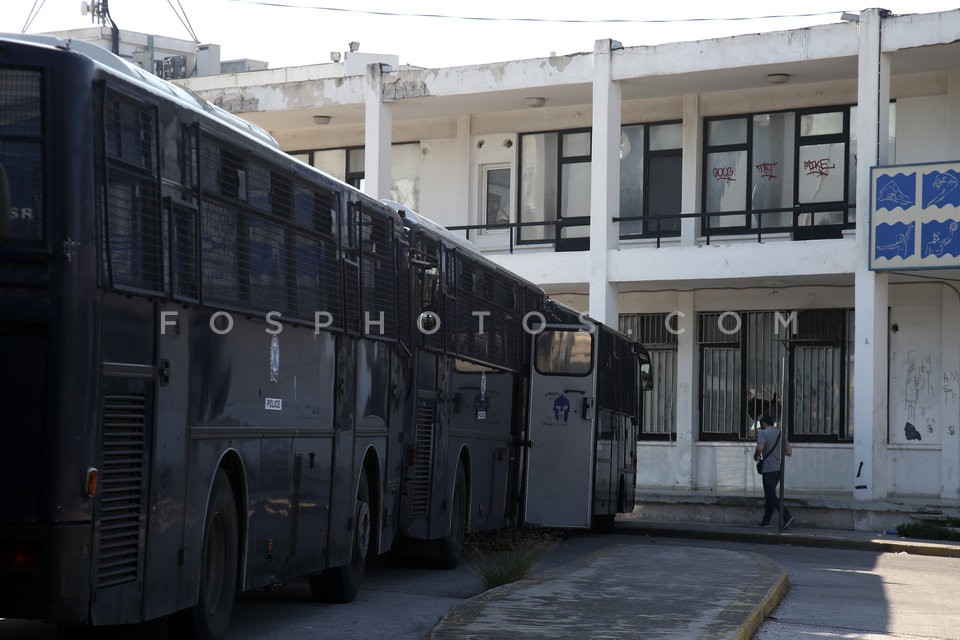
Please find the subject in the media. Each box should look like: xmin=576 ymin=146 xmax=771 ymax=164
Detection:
xmin=620 ymin=313 xmax=677 ymax=440
xmin=698 ymin=309 xmax=853 ymax=441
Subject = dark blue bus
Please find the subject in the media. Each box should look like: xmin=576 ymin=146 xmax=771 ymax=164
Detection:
xmin=0 ymin=34 xmax=650 ymax=639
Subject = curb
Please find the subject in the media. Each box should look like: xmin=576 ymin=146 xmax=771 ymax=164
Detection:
xmin=611 ymin=522 xmax=960 ymax=558
xmin=731 ymin=569 xmax=789 ymax=640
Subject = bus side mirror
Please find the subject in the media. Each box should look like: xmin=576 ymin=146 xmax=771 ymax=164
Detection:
xmin=640 ymin=361 xmax=654 ymax=391
xmin=421 ymin=266 xmax=440 ymax=311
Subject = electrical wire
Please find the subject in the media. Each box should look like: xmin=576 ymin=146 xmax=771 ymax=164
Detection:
xmin=21 ymin=0 xmax=47 ymax=33
xmin=223 ymin=0 xmax=851 ymax=25
xmin=167 ymin=0 xmax=200 ymax=42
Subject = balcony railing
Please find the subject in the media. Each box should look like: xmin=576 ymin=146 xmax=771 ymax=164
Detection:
xmin=445 ymin=205 xmax=855 ymax=253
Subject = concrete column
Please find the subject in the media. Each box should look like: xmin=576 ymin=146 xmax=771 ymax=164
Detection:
xmin=362 ymin=63 xmax=393 ymax=200
xmin=674 ymin=292 xmax=698 ymax=488
xmin=945 ymin=71 xmax=960 ymax=500
xmin=456 ymin=115 xmax=472 ymax=225
xmin=588 ymin=38 xmax=622 ymax=326
xmin=853 ymin=8 xmax=892 ymax=500
xmin=680 ymin=94 xmax=702 ymax=246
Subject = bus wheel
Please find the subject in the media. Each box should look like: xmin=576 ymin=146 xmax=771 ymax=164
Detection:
xmin=437 ymin=462 xmax=467 ymax=570
xmin=178 ymin=469 xmax=238 ymax=640
xmin=309 ymin=473 xmax=371 ymax=603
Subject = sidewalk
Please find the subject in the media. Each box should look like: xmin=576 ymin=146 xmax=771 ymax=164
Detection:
xmin=430 ymin=518 xmax=960 ymax=640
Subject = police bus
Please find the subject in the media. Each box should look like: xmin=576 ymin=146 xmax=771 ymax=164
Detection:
xmin=0 ymin=34 xmax=650 ymax=638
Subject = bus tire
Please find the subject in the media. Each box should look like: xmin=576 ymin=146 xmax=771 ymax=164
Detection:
xmin=179 ymin=468 xmax=239 ymax=640
xmin=437 ymin=462 xmax=467 ymax=570
xmin=309 ymin=472 xmax=371 ymax=603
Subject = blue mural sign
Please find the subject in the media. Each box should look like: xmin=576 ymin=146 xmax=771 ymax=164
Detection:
xmin=871 ymin=162 xmax=960 ymax=270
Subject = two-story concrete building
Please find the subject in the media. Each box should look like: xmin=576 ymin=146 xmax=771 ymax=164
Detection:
xmin=169 ymin=8 xmax=960 ymax=530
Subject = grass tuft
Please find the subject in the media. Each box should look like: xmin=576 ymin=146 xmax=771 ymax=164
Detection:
xmin=896 ymin=518 xmax=960 ymax=541
xmin=464 ymin=527 xmax=566 ymax=590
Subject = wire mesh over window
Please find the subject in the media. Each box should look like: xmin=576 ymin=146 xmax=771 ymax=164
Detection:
xmin=360 ymin=208 xmax=397 ymax=340
xmin=104 ymin=169 xmax=162 ymax=294
xmin=0 ymin=68 xmax=44 ymax=242
xmin=620 ymin=313 xmax=677 ymax=439
xmin=102 ymin=92 xmax=161 ymax=294
xmin=170 ymin=203 xmax=198 ymax=301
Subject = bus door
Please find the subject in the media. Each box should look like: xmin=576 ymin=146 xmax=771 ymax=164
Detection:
xmin=524 ymin=325 xmax=597 ymax=528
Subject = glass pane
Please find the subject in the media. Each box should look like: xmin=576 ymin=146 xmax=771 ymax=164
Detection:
xmin=390 ymin=142 xmax=421 ymax=211
xmin=798 ymin=143 xmax=845 ymax=203
xmin=706 ymin=150 xmax=747 ymax=227
xmin=649 ymin=123 xmax=682 ymax=151
xmin=560 ymin=162 xmax=591 ymax=219
xmin=347 ymin=148 xmax=365 ymax=173
xmin=484 ymin=166 xmax=511 ymax=226
xmin=535 ymin=330 xmax=593 ymax=375
xmin=519 ymin=133 xmax=558 ymax=241
xmin=313 ymin=149 xmax=346 ymax=181
xmin=708 ymin=118 xmax=747 ymax=147
xmin=792 ymin=345 xmax=841 ymax=436
xmin=751 ymin=112 xmax=794 ymax=229
xmin=562 ymin=131 xmax=591 ymax=158
xmin=800 ymin=111 xmax=843 ymax=137
xmin=701 ymin=346 xmax=741 ymax=434
xmin=647 ymin=154 xmax=681 ymax=234
xmin=619 ymin=125 xmax=644 ymax=236
xmin=643 ymin=348 xmax=677 ymax=435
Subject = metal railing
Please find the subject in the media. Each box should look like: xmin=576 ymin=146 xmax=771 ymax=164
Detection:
xmin=446 ymin=205 xmax=856 ymax=253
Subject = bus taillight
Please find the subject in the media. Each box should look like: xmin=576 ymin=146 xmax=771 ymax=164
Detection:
xmin=85 ymin=467 xmax=99 ymax=498
xmin=0 ymin=540 xmax=41 ymax=570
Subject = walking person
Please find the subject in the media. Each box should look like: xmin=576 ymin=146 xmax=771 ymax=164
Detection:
xmin=754 ymin=413 xmax=794 ymax=529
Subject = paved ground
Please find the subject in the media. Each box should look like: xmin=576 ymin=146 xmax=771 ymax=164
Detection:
xmin=429 ymin=518 xmax=960 ymax=640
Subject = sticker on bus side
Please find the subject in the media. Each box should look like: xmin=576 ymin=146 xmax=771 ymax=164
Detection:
xmin=265 ymin=398 xmax=283 ymax=410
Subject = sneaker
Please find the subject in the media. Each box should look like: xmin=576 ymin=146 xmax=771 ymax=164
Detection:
xmin=782 ymin=514 xmax=795 ymax=530
xmin=756 ymin=521 xmax=771 ymax=528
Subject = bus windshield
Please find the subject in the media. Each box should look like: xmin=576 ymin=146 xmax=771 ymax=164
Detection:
xmin=0 ymin=68 xmax=44 ymax=242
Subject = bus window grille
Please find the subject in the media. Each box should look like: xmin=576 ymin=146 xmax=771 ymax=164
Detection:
xmin=96 ymin=393 xmax=146 ymax=589
xmin=411 ymin=402 xmax=435 ymax=516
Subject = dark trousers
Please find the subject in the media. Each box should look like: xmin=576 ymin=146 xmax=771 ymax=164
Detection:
xmin=761 ymin=470 xmax=791 ymax=524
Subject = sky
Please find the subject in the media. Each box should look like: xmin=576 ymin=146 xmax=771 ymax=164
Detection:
xmin=3 ymin=1 xmax=960 ymax=70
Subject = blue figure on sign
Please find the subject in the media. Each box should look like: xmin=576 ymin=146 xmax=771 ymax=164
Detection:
xmin=923 ymin=170 xmax=960 ymax=208
xmin=876 ymin=173 xmax=916 ymax=211
xmin=875 ymin=221 xmax=915 ymax=260
xmin=553 ymin=394 xmax=570 ymax=424
xmin=921 ymin=220 xmax=960 ymax=258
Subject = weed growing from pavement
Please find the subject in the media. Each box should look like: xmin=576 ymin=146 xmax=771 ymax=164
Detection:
xmin=464 ymin=526 xmax=567 ymax=590
xmin=896 ymin=518 xmax=960 ymax=541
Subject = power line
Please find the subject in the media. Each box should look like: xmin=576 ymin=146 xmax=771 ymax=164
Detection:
xmin=21 ymin=0 xmax=47 ymax=33
xmin=224 ymin=0 xmax=851 ymax=25
xmin=167 ymin=0 xmax=200 ymax=41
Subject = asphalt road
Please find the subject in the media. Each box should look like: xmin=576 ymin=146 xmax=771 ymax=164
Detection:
xmin=4 ymin=532 xmax=959 ymax=639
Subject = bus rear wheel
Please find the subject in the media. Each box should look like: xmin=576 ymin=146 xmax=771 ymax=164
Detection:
xmin=437 ymin=462 xmax=467 ymax=570
xmin=178 ymin=469 xmax=238 ymax=640
xmin=310 ymin=472 xmax=371 ymax=603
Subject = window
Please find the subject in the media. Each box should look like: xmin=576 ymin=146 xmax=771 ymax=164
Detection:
xmin=482 ymin=164 xmax=511 ymax=229
xmin=535 ymin=329 xmax=593 ymax=376
xmin=697 ymin=309 xmax=853 ymax=441
xmin=703 ymin=107 xmax=862 ymax=238
xmin=620 ymin=314 xmax=678 ymax=440
xmin=518 ymin=129 xmax=591 ymax=248
xmin=619 ymin=122 xmax=682 ymax=239
xmin=298 ymin=143 xmax=422 ymax=210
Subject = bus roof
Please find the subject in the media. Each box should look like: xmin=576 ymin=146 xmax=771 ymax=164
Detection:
xmin=0 ymin=33 xmax=278 ymax=150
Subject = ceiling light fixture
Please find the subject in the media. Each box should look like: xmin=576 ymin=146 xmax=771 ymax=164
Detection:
xmin=767 ymin=73 xmax=790 ymax=85
xmin=524 ymin=97 xmax=546 ymax=108
xmin=313 ymin=115 xmax=331 ymax=125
